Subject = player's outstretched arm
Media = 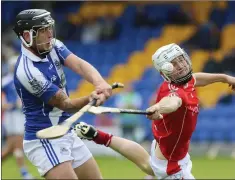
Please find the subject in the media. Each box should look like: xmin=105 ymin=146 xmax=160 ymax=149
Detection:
xmin=146 ymin=96 xmax=182 ymax=120
xmin=48 ymin=89 xmax=104 ymax=113
xmin=194 ymin=73 xmax=235 ymax=90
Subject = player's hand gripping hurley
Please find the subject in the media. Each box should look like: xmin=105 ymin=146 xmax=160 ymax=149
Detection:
xmin=36 ymin=82 xmax=124 ymax=139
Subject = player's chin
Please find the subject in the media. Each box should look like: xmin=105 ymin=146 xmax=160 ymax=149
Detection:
xmin=39 ymin=46 xmax=50 ymax=52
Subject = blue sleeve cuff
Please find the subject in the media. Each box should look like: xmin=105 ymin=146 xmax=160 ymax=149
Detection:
xmin=40 ymin=83 xmax=60 ymax=103
xmin=54 ymin=41 xmax=72 ymax=65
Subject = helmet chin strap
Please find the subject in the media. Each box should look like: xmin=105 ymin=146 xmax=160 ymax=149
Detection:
xmin=22 ymin=38 xmax=49 ymax=59
xmin=171 ymin=70 xmax=193 ymax=85
xmin=35 ymin=39 xmax=55 ymax=58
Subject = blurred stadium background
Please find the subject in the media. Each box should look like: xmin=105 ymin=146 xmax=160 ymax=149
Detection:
xmin=2 ymin=1 xmax=235 ymax=179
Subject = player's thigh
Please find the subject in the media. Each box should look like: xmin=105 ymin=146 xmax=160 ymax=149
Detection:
xmin=70 ymin=133 xmax=102 ymax=179
xmin=45 ymin=160 xmax=77 ymax=179
xmin=74 ymin=156 xmax=102 ymax=179
xmin=23 ymin=136 xmax=74 ymax=177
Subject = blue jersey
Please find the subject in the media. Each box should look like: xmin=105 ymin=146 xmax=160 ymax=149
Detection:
xmin=2 ymin=74 xmax=18 ymax=110
xmin=14 ymin=40 xmax=72 ymax=140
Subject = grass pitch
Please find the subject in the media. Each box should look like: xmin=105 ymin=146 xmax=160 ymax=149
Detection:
xmin=2 ymin=156 xmax=235 ymax=179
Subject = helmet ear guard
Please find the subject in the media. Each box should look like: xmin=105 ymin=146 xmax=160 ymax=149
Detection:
xmin=159 ymin=62 xmax=174 ymax=82
xmin=19 ymin=30 xmax=34 ymax=47
xmin=160 ymin=62 xmax=174 ymax=75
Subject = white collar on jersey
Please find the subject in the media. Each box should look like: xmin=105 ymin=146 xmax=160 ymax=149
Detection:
xmin=21 ymin=44 xmax=48 ymax=62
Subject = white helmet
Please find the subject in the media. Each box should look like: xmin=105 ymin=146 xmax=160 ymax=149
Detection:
xmin=152 ymin=43 xmax=192 ymax=84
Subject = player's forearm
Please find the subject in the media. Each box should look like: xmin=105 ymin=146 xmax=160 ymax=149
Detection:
xmin=48 ymin=89 xmax=89 ymax=113
xmin=156 ymin=96 xmax=182 ymax=114
xmin=194 ymin=73 xmax=228 ymax=87
xmin=109 ymin=136 xmax=154 ymax=176
xmin=63 ymin=97 xmax=90 ymax=113
xmin=147 ymin=96 xmax=182 ymax=120
xmin=76 ymin=59 xmax=106 ymax=86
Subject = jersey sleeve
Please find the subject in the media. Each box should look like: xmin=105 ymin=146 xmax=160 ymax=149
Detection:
xmin=54 ymin=39 xmax=72 ymax=65
xmin=16 ymin=63 xmax=60 ymax=103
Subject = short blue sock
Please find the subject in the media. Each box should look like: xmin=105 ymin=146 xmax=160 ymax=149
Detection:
xmin=20 ymin=167 xmax=29 ymax=177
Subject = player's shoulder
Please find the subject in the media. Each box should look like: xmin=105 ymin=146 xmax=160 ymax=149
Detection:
xmin=54 ymin=39 xmax=66 ymax=49
xmin=15 ymin=55 xmax=42 ymax=82
xmin=190 ymin=75 xmax=196 ymax=87
xmin=14 ymin=54 xmax=24 ymax=74
xmin=159 ymin=81 xmax=179 ymax=94
xmin=156 ymin=82 xmax=171 ymax=99
xmin=183 ymin=76 xmax=196 ymax=90
xmin=158 ymin=81 xmax=187 ymax=100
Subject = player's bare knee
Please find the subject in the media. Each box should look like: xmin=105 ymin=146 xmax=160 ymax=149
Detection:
xmin=74 ymin=157 xmax=102 ymax=179
xmin=45 ymin=161 xmax=78 ymax=179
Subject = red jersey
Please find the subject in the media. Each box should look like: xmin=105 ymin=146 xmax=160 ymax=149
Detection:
xmin=152 ymin=77 xmax=199 ymax=162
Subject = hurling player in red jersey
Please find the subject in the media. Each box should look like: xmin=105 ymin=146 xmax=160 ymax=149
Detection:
xmin=74 ymin=43 xmax=235 ymax=179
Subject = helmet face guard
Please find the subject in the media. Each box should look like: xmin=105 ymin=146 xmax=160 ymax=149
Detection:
xmin=34 ymin=24 xmax=56 ymax=55
xmin=13 ymin=9 xmax=56 ymax=55
xmin=168 ymin=55 xmax=192 ymax=84
xmin=152 ymin=43 xmax=192 ymax=84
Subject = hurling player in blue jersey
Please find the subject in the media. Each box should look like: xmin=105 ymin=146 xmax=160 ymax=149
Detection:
xmin=2 ymin=72 xmax=34 ymax=180
xmin=13 ymin=9 xmax=112 ymax=179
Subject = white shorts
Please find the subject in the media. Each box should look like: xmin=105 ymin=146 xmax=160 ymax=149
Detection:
xmin=3 ymin=110 xmax=25 ymax=135
xmin=23 ymin=131 xmax=92 ymax=176
xmin=149 ymin=140 xmax=195 ymax=179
